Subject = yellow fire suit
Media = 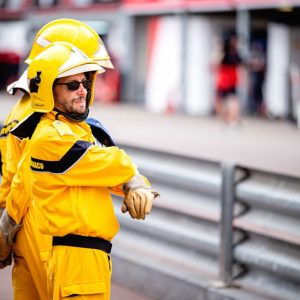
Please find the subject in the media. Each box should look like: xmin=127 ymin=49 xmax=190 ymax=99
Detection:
xmin=0 ymin=95 xmax=49 ymax=300
xmin=30 ymin=111 xmax=136 ymax=300
xmin=0 ymin=95 xmax=31 ymax=208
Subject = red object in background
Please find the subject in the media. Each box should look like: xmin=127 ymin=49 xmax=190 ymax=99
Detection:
xmin=216 ymin=65 xmax=238 ymax=91
xmin=0 ymin=51 xmax=20 ymax=65
xmin=122 ymin=0 xmax=184 ymax=11
xmin=121 ymin=0 xmax=293 ymax=11
xmin=94 ymin=67 xmax=121 ymax=104
xmin=122 ymin=0 xmax=173 ymax=3
xmin=146 ymin=16 xmax=159 ymax=78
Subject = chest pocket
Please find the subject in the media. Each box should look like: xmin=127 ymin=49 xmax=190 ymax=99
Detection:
xmin=52 ymin=120 xmax=74 ymax=136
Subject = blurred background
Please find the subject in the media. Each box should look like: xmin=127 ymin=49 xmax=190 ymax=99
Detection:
xmin=1 ymin=1 xmax=300 ymax=300
xmin=1 ymin=0 xmax=300 ymax=122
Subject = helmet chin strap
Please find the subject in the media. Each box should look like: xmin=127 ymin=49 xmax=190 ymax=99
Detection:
xmin=55 ymin=108 xmax=90 ymax=123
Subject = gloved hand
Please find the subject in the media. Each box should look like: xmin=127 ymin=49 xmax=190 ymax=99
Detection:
xmin=0 ymin=207 xmax=4 ymax=219
xmin=121 ymin=174 xmax=159 ymax=220
xmin=0 ymin=252 xmax=12 ymax=269
xmin=0 ymin=209 xmax=22 ymax=261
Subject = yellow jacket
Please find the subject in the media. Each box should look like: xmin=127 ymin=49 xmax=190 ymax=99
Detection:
xmin=30 ymin=111 xmax=136 ymax=240
xmin=1 ymin=94 xmax=50 ymax=299
xmin=6 ymin=138 xmax=31 ymax=224
xmin=0 ymin=94 xmax=32 ymax=209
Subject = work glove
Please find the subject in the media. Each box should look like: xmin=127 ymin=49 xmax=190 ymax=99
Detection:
xmin=0 ymin=207 xmax=4 ymax=219
xmin=121 ymin=174 xmax=159 ymax=220
xmin=0 ymin=252 xmax=12 ymax=269
xmin=0 ymin=209 xmax=22 ymax=261
xmin=0 ymin=209 xmax=13 ymax=269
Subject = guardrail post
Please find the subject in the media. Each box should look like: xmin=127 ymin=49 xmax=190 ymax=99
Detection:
xmin=219 ymin=163 xmax=235 ymax=286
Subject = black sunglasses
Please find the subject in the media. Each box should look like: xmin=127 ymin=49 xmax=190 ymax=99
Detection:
xmin=55 ymin=79 xmax=92 ymax=91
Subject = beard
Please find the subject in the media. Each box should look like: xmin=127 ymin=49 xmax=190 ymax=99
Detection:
xmin=57 ymin=96 xmax=87 ymax=115
xmin=55 ymin=96 xmax=89 ymax=123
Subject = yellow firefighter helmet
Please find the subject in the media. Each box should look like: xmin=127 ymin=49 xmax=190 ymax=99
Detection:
xmin=25 ymin=18 xmax=113 ymax=68
xmin=28 ymin=41 xmax=104 ymax=113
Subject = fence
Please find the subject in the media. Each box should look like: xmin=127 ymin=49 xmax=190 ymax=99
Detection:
xmin=112 ymin=145 xmax=300 ymax=300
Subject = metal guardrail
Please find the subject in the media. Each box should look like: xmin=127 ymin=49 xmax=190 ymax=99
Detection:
xmin=232 ymin=169 xmax=300 ymax=300
xmin=112 ymin=144 xmax=300 ymax=300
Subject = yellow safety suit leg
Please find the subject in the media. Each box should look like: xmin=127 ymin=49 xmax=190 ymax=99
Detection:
xmin=12 ymin=206 xmax=50 ymax=300
xmin=12 ymin=256 xmax=39 ymax=300
xmin=47 ymin=246 xmax=111 ymax=300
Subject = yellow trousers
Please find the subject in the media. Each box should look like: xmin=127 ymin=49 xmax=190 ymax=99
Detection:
xmin=47 ymin=246 xmax=112 ymax=300
xmin=12 ymin=256 xmax=40 ymax=300
xmin=12 ymin=207 xmax=50 ymax=300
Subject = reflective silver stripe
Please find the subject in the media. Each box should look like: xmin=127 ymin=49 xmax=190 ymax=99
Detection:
xmin=36 ymin=36 xmax=51 ymax=48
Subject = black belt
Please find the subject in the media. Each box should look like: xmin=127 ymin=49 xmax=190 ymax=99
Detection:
xmin=52 ymin=234 xmax=112 ymax=254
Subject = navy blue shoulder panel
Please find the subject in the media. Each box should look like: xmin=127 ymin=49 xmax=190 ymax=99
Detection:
xmin=86 ymin=117 xmax=116 ymax=147
xmin=0 ymin=120 xmax=19 ymax=138
xmin=10 ymin=112 xmax=42 ymax=139
xmin=30 ymin=140 xmax=92 ymax=173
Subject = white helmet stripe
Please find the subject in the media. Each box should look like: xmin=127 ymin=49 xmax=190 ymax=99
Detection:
xmin=59 ymin=47 xmax=89 ymax=72
xmin=36 ymin=36 xmax=51 ymax=48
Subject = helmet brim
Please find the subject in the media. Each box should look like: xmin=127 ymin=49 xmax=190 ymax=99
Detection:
xmin=97 ymin=59 xmax=114 ymax=69
xmin=57 ymin=63 xmax=104 ymax=78
xmin=7 ymin=69 xmax=29 ymax=95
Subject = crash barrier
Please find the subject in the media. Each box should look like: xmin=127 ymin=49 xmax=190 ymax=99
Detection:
xmin=112 ymin=144 xmax=300 ymax=300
